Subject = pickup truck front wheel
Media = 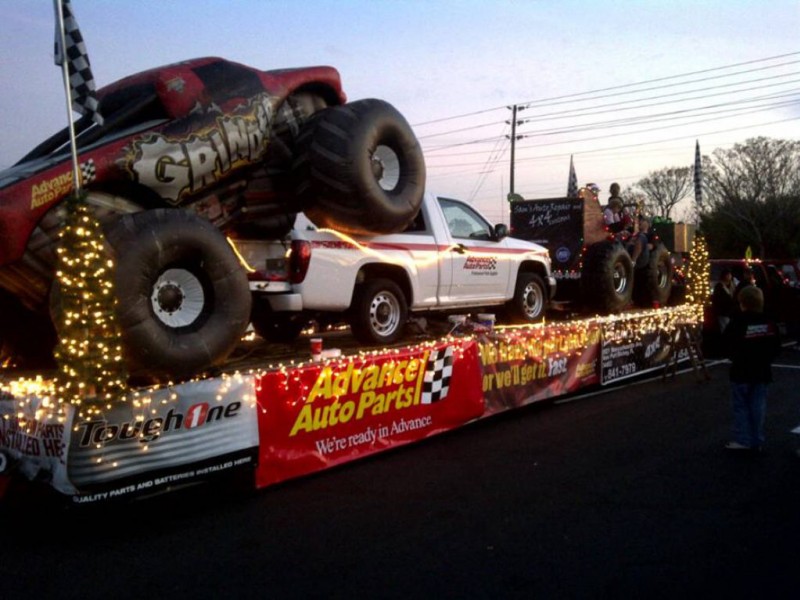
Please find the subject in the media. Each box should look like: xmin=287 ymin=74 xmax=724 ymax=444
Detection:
xmin=106 ymin=209 xmax=252 ymax=379
xmin=349 ymin=279 xmax=408 ymax=345
xmin=507 ymin=273 xmax=547 ymax=323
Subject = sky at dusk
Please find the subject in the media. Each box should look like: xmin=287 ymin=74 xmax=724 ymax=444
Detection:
xmin=2 ymin=0 xmax=799 ymax=223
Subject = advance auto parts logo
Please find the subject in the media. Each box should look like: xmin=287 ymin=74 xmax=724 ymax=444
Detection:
xmin=76 ymin=401 xmax=243 ymax=447
xmin=463 ymin=255 xmax=497 ymax=275
xmin=290 ymin=347 xmax=454 ymax=436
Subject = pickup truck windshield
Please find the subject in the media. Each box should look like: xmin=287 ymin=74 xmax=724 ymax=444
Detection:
xmin=439 ymin=197 xmax=492 ymax=240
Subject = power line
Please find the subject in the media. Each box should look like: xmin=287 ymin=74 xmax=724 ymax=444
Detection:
xmin=411 ymin=51 xmax=800 ymax=128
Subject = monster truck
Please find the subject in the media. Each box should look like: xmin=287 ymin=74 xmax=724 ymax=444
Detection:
xmin=0 ymin=57 xmax=425 ymax=378
xmin=509 ymin=190 xmax=672 ymax=314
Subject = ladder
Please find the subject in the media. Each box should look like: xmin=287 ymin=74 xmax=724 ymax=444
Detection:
xmin=663 ymin=322 xmax=711 ymax=381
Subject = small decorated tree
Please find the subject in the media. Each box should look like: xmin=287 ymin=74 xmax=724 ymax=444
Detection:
xmin=684 ymin=233 xmax=711 ymax=321
xmin=54 ymin=192 xmax=127 ymax=414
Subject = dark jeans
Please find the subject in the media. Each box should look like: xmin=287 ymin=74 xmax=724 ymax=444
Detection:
xmin=730 ymin=382 xmax=768 ymax=448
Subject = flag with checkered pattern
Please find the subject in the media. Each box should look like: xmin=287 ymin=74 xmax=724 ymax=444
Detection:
xmin=54 ymin=0 xmax=103 ymax=125
xmin=567 ymin=155 xmax=578 ymax=198
xmin=420 ymin=346 xmax=454 ymax=404
xmin=693 ymin=140 xmax=702 ymax=206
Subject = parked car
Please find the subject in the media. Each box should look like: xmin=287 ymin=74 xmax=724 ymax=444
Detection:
xmin=704 ymin=258 xmax=800 ymax=355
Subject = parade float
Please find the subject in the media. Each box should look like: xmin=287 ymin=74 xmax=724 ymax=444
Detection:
xmin=0 ymin=1 xmax=708 ymax=504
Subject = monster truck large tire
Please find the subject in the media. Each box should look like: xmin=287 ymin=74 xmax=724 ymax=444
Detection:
xmin=293 ymin=99 xmax=426 ymax=235
xmin=634 ymin=242 xmax=673 ymax=307
xmin=582 ymin=241 xmax=634 ymax=314
xmin=349 ymin=278 xmax=408 ymax=345
xmin=105 ymin=209 xmax=251 ymax=378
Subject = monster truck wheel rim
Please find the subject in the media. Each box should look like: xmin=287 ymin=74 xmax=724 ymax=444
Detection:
xmin=369 ymin=290 xmax=402 ymax=337
xmin=523 ymin=281 xmax=544 ymax=318
xmin=372 ymin=144 xmax=400 ymax=191
xmin=150 ymin=268 xmax=205 ymax=328
xmin=657 ymin=263 xmax=669 ymax=289
xmin=613 ymin=262 xmax=629 ymax=294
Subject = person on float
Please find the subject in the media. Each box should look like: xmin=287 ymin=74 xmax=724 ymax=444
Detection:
xmin=603 ymin=187 xmax=624 ymax=233
xmin=581 ymin=182 xmax=601 ymax=203
xmin=628 ymin=216 xmax=652 ymax=271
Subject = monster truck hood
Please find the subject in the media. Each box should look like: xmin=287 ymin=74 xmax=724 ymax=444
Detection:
xmin=0 ymin=156 xmax=61 ymax=191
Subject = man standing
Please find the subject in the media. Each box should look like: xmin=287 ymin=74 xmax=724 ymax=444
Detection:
xmin=722 ymin=286 xmax=781 ymax=452
xmin=629 ymin=217 xmax=652 ymax=271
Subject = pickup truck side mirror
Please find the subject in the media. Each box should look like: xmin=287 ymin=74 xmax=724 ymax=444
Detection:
xmin=493 ymin=223 xmax=509 ymax=240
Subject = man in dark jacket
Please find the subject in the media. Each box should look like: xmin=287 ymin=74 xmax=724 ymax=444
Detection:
xmin=722 ymin=285 xmax=781 ymax=451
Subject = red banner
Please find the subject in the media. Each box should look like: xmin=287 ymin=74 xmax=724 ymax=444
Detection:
xmin=478 ymin=322 xmax=602 ymax=413
xmin=255 ymin=339 xmax=484 ymax=487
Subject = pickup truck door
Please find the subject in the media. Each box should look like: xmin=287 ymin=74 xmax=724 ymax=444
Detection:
xmin=437 ymin=197 xmax=513 ymax=303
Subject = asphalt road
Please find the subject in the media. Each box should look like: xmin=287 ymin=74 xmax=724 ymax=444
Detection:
xmin=2 ymin=348 xmax=800 ymax=599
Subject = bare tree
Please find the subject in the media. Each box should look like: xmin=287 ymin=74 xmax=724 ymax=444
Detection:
xmin=701 ymin=137 xmax=800 ymax=258
xmin=632 ymin=167 xmax=692 ymax=219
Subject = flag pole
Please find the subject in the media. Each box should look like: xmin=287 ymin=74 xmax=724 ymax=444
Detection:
xmin=54 ymin=0 xmax=83 ymax=194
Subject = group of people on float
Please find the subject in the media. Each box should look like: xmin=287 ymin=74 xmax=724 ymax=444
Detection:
xmin=583 ymin=182 xmax=653 ymax=271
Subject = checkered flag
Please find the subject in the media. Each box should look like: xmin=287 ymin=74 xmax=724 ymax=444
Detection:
xmin=421 ymin=346 xmax=454 ymax=404
xmin=567 ymin=155 xmax=578 ymax=198
xmin=693 ymin=140 xmax=703 ymax=206
xmin=54 ymin=0 xmax=103 ymax=125
xmin=80 ymin=158 xmax=96 ymax=185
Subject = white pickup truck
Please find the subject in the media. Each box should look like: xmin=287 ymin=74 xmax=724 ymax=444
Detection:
xmin=235 ymin=192 xmax=556 ymax=345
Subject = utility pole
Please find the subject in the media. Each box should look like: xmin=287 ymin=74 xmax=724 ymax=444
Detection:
xmin=506 ymin=105 xmax=525 ymax=202
xmin=509 ymin=104 xmax=517 ymax=196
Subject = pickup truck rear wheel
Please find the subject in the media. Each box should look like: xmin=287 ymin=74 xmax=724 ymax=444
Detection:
xmin=349 ymin=279 xmax=408 ymax=345
xmin=507 ymin=273 xmax=547 ymax=323
xmin=293 ymin=99 xmax=426 ymax=235
xmin=106 ymin=209 xmax=252 ymax=379
xmin=250 ymin=297 xmax=308 ymax=343
xmin=582 ymin=241 xmax=634 ymax=313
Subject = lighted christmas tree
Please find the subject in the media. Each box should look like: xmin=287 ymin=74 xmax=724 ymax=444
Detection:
xmin=54 ymin=192 xmax=127 ymax=413
xmin=684 ymin=233 xmax=711 ymax=321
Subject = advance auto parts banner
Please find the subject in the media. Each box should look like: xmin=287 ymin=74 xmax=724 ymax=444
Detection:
xmin=255 ymin=339 xmax=484 ymax=488
xmin=479 ymin=322 xmax=602 ymax=413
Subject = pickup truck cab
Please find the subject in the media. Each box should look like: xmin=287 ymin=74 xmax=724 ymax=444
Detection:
xmin=238 ymin=192 xmax=556 ymax=344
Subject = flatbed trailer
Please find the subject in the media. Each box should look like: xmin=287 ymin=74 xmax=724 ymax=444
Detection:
xmin=0 ymin=305 xmax=699 ymax=504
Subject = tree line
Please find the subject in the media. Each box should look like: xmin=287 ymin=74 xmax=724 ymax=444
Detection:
xmin=621 ymin=137 xmax=800 ymax=258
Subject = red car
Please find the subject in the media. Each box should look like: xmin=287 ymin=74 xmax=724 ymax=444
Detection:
xmin=0 ymin=57 xmax=425 ymax=377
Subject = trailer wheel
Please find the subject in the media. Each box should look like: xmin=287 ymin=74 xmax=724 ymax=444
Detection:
xmin=582 ymin=241 xmax=634 ymax=313
xmin=293 ymin=99 xmax=426 ymax=235
xmin=506 ymin=273 xmax=547 ymax=323
xmin=106 ymin=209 xmax=251 ymax=378
xmin=349 ymin=278 xmax=407 ymax=344
xmin=634 ymin=243 xmax=673 ymax=307
xmin=250 ymin=297 xmax=308 ymax=343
